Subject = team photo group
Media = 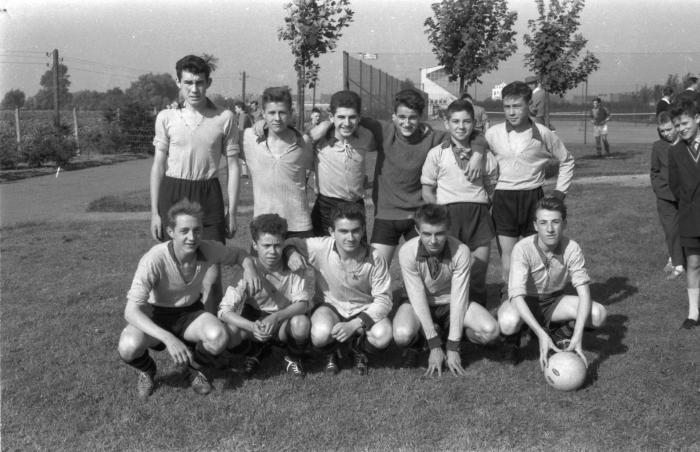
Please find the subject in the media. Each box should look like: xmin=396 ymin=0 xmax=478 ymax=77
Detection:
xmin=118 ymin=54 xmax=700 ymax=398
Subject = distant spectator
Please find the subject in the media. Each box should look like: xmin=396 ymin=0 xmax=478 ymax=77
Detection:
xmin=525 ymin=75 xmax=547 ymax=126
xmin=249 ymin=100 xmax=264 ymax=122
xmin=304 ymin=107 xmax=322 ymax=135
xmin=677 ymin=77 xmax=700 ymax=110
xmin=459 ymin=92 xmax=490 ymax=132
xmin=656 ymin=87 xmax=674 ymax=117
xmin=590 ymin=97 xmax=611 ymax=157
xmin=233 ymin=101 xmax=252 ymax=132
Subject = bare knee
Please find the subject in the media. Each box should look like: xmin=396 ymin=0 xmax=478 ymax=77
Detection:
xmin=367 ymin=320 xmax=392 ymax=349
xmin=590 ymin=303 xmax=607 ymax=328
xmin=201 ymin=323 xmax=228 ymax=354
xmin=393 ymin=322 xmax=418 ymax=347
xmin=498 ymin=306 xmax=521 ymax=336
xmin=467 ymin=319 xmax=500 ymax=344
xmin=311 ymin=322 xmax=333 ymax=347
xmin=289 ymin=315 xmax=310 ymax=340
xmin=118 ymin=329 xmax=148 ymax=361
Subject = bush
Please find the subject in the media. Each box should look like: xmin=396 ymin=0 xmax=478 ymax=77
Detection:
xmin=80 ymin=123 xmax=130 ymax=155
xmin=20 ymin=123 xmax=77 ymax=168
xmin=0 ymin=130 xmax=20 ymax=169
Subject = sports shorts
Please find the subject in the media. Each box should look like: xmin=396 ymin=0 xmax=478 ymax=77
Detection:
xmin=241 ymin=304 xmax=283 ymax=342
xmin=681 ymin=236 xmax=700 ymax=255
xmin=371 ymin=217 xmax=417 ymax=246
xmin=492 ymin=187 xmax=544 ymax=237
xmin=400 ymin=299 xmax=452 ymax=338
xmin=151 ymin=301 xmax=207 ymax=340
xmin=446 ymin=202 xmax=495 ymax=250
xmin=312 ymin=194 xmax=366 ymax=238
xmin=523 ymin=291 xmax=565 ymax=329
xmin=593 ymin=124 xmax=608 ymax=137
xmin=158 ymin=176 xmax=226 ymax=243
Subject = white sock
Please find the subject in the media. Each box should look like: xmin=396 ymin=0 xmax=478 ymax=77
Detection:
xmin=688 ymin=288 xmax=700 ymax=320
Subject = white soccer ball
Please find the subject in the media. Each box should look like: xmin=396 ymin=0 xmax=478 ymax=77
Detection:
xmin=544 ymin=351 xmax=587 ymax=391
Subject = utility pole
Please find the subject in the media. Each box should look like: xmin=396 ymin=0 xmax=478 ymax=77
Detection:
xmin=241 ymin=71 xmax=246 ymax=102
xmin=52 ymin=48 xmax=60 ymax=127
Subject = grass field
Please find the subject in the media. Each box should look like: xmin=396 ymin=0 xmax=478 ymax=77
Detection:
xmin=2 ymin=138 xmax=700 ymax=451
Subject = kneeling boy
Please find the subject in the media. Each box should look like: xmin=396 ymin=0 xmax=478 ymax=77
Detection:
xmin=285 ymin=202 xmax=393 ymax=375
xmin=118 ymin=200 xmax=260 ymax=397
xmin=394 ymin=204 xmax=500 ymax=376
xmin=218 ymin=214 xmax=313 ymax=378
xmin=498 ymin=197 xmax=607 ymax=369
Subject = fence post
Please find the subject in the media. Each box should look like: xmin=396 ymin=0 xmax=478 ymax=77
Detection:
xmin=369 ymin=66 xmax=373 ymax=117
xmin=343 ymin=51 xmax=349 ymax=91
xmin=73 ymin=107 xmax=80 ymax=156
xmin=14 ymin=107 xmax=20 ymax=144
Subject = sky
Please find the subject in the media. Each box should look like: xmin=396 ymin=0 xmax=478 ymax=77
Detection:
xmin=1 ymin=0 xmax=699 ymax=103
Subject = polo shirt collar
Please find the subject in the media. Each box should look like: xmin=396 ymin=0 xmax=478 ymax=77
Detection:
xmin=533 ymin=235 xmax=564 ymax=266
xmin=415 ymin=240 xmax=452 ymax=263
xmin=256 ymin=125 xmax=304 ymax=144
xmin=325 ymin=125 xmax=360 ymax=147
xmin=505 ymin=118 xmax=543 ymax=142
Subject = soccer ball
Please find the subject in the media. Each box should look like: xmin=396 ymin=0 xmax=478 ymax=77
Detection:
xmin=544 ymin=351 xmax=587 ymax=391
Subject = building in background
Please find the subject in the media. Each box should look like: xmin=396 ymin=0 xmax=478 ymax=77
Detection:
xmin=420 ymin=66 xmax=459 ymax=118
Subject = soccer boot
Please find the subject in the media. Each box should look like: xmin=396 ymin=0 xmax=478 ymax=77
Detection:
xmin=284 ymin=355 xmax=305 ymax=379
xmin=188 ymin=368 xmax=213 ymax=395
xmin=136 ymin=367 xmax=156 ymax=398
xmin=242 ymin=356 xmax=261 ymax=378
xmin=324 ymin=352 xmax=340 ymax=375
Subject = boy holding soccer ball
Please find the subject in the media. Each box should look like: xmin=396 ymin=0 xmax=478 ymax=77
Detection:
xmin=497 ymin=197 xmax=607 ymax=369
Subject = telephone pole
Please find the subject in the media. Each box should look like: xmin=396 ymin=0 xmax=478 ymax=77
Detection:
xmin=52 ymin=49 xmax=60 ymax=127
xmin=241 ymin=71 xmax=246 ymax=102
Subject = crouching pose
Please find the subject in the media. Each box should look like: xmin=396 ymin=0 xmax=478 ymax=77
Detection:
xmin=218 ymin=214 xmax=313 ymax=378
xmin=498 ymin=197 xmax=607 ymax=369
xmin=118 ymin=200 xmax=260 ymax=397
xmin=393 ymin=204 xmax=500 ymax=376
xmin=285 ymin=202 xmax=393 ymax=375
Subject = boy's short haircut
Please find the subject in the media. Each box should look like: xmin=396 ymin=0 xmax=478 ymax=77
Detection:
xmin=445 ymin=99 xmax=475 ymax=121
xmin=330 ymin=90 xmax=361 ymax=114
xmin=662 ymin=86 xmax=674 ymax=97
xmin=250 ymin=214 xmax=288 ymax=242
xmin=594 ymin=97 xmax=602 ymax=103
xmin=670 ymin=100 xmax=699 ymax=120
xmin=310 ymin=107 xmax=322 ymax=115
xmin=501 ymin=81 xmax=532 ymax=103
xmin=233 ymin=100 xmax=247 ymax=111
xmin=329 ymin=202 xmax=366 ymax=230
xmin=535 ymin=196 xmax=567 ymax=221
xmin=414 ymin=203 xmax=451 ymax=228
xmin=175 ymin=55 xmax=212 ymax=81
xmin=394 ymin=88 xmax=425 ymax=115
xmin=167 ymin=199 xmax=204 ymax=228
xmin=657 ymin=110 xmax=673 ymax=125
xmin=686 ymin=77 xmax=698 ymax=87
xmin=262 ymin=86 xmax=293 ymax=110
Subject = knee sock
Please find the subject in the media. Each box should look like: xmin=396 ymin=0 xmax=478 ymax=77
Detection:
xmin=284 ymin=321 xmax=309 ymax=357
xmin=228 ymin=340 xmax=251 ymax=356
xmin=124 ymin=351 xmax=156 ymax=375
xmin=688 ymin=288 xmax=699 ymax=320
xmin=405 ymin=332 xmax=424 ymax=351
xmin=603 ymin=139 xmax=610 ymax=153
xmin=313 ymin=340 xmax=340 ymax=356
xmin=192 ymin=342 xmax=217 ymax=370
xmin=354 ymin=334 xmax=382 ymax=356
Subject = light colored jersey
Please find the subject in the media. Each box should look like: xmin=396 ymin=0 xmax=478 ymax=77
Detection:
xmin=315 ymin=126 xmax=375 ymax=201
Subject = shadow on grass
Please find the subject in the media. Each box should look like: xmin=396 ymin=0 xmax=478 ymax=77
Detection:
xmin=590 ymin=276 xmax=638 ymax=306
xmin=584 ymin=313 xmax=629 ymax=387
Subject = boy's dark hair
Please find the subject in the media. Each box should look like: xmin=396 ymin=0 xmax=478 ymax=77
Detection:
xmin=686 ymin=77 xmax=698 ymax=87
xmin=414 ymin=203 xmax=450 ymax=228
xmin=670 ymin=99 xmax=699 ymax=120
xmin=167 ymin=199 xmax=204 ymax=228
xmin=175 ymin=55 xmax=212 ymax=81
xmin=594 ymin=97 xmax=602 ymax=103
xmin=444 ymin=99 xmax=475 ymax=121
xmin=535 ymin=196 xmax=567 ymax=221
xmin=662 ymin=86 xmax=674 ymax=97
xmin=250 ymin=214 xmax=288 ymax=242
xmin=262 ymin=86 xmax=293 ymax=110
xmin=501 ymin=81 xmax=532 ymax=103
xmin=330 ymin=90 xmax=361 ymax=114
xmin=657 ymin=110 xmax=673 ymax=124
xmin=310 ymin=107 xmax=322 ymax=115
xmin=329 ymin=202 xmax=366 ymax=230
xmin=394 ymin=88 xmax=425 ymax=115
xmin=233 ymin=100 xmax=247 ymax=112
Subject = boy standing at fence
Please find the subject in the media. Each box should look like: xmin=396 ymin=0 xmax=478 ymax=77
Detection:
xmin=650 ymin=111 xmax=684 ymax=280
xmin=590 ymin=97 xmax=611 ymax=157
xmin=150 ymin=55 xmax=241 ymax=309
xmin=669 ymin=101 xmax=700 ymax=329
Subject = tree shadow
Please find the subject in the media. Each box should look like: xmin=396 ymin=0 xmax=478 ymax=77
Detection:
xmin=590 ymin=276 xmax=638 ymax=306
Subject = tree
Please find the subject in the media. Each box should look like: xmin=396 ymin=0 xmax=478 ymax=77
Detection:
xmin=32 ymin=63 xmax=72 ymax=109
xmin=1 ymin=89 xmax=26 ymax=109
xmin=424 ymin=0 xmax=518 ymax=94
xmin=523 ymin=0 xmax=599 ymax=124
xmin=278 ymin=0 xmax=354 ymax=128
xmin=124 ymin=73 xmax=178 ymax=110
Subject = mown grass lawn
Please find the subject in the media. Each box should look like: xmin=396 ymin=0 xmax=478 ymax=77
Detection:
xmin=2 ymin=141 xmax=699 ymax=451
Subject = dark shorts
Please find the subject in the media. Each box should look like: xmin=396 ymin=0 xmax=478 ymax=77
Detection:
xmin=151 ymin=302 xmax=207 ymax=340
xmin=241 ymin=304 xmax=283 ymax=340
xmin=492 ymin=187 xmax=544 ymax=237
xmin=523 ymin=291 xmax=565 ymax=329
xmin=158 ymin=176 xmax=226 ymax=243
xmin=371 ymin=218 xmax=417 ymax=246
xmin=312 ymin=194 xmax=366 ymax=238
xmin=286 ymin=229 xmax=316 ymax=239
xmin=446 ymin=202 xmax=495 ymax=250
xmin=681 ymin=236 xmax=700 ymax=255
xmin=400 ymin=300 xmax=452 ymax=338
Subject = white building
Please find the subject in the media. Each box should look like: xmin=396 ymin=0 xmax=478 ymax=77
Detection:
xmin=420 ymin=65 xmax=459 ymax=118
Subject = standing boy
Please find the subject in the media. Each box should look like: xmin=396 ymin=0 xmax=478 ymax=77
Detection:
xmin=118 ymin=200 xmax=260 ymax=397
xmin=242 ymin=86 xmax=315 ymax=237
xmin=525 ymin=75 xmax=546 ymax=125
xmin=485 ymin=81 xmax=575 ymax=301
xmin=285 ymin=203 xmax=393 ymax=375
xmin=669 ymin=101 xmax=700 ymax=329
xmin=311 ymin=90 xmax=375 ymax=236
xmin=590 ymin=97 xmax=611 ymax=157
xmin=393 ymin=204 xmax=500 ymax=375
xmin=498 ymin=197 xmax=607 ymax=367
xmin=650 ymin=111 xmax=684 ymax=279
xmin=421 ymin=99 xmax=498 ymax=306
xmin=218 ymin=214 xmax=312 ymax=378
